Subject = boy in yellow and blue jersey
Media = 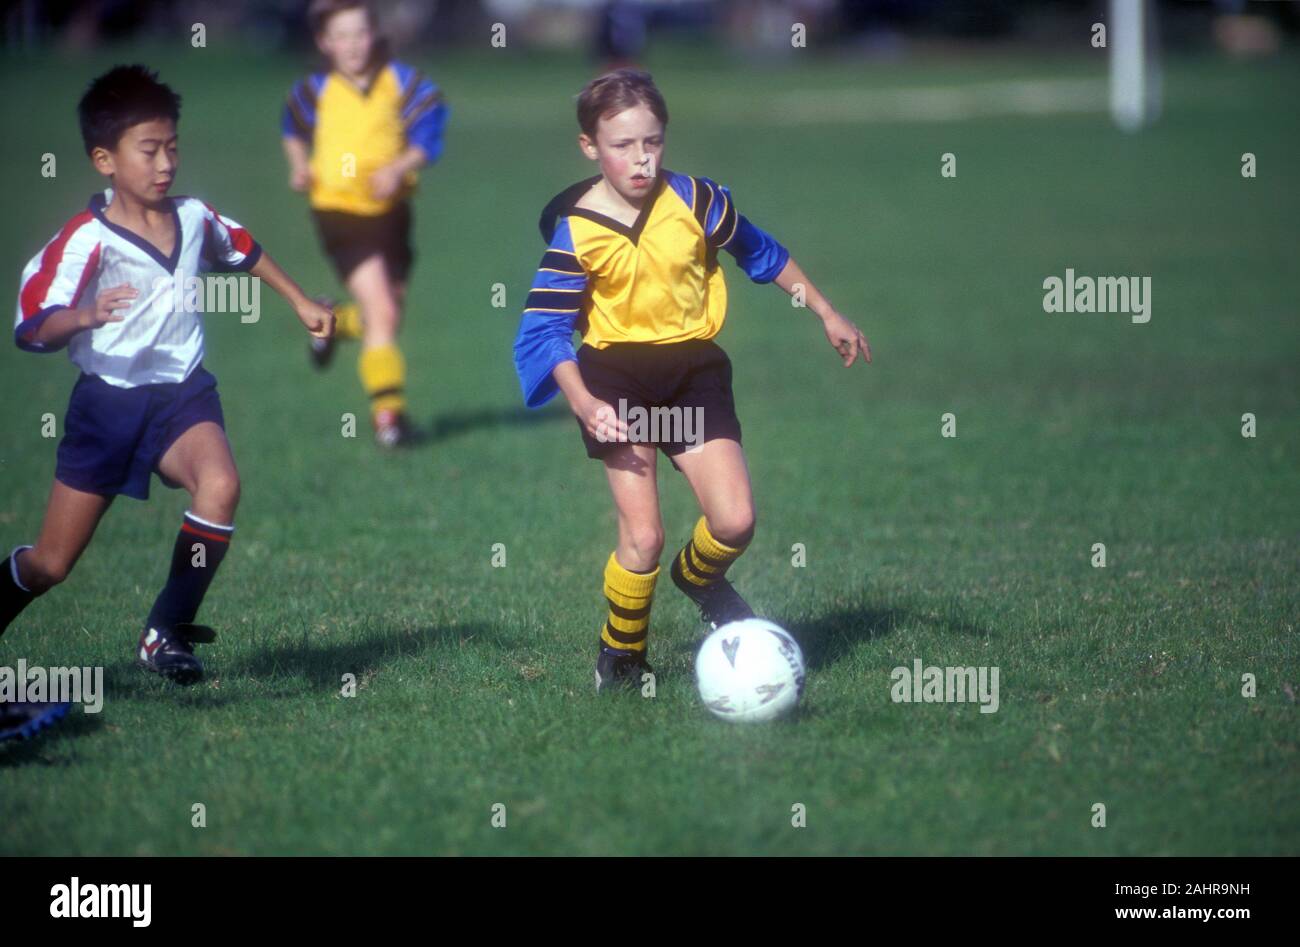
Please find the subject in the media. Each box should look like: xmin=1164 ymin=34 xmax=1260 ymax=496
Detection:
xmin=282 ymin=0 xmax=448 ymax=447
xmin=513 ymin=70 xmax=872 ymax=692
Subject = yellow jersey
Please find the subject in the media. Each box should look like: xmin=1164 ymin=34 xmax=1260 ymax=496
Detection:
xmin=514 ymin=170 xmax=789 ymax=407
xmin=283 ymin=60 xmax=448 ymax=216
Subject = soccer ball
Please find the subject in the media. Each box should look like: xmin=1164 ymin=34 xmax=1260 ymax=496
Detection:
xmin=695 ymin=619 xmax=806 ymax=722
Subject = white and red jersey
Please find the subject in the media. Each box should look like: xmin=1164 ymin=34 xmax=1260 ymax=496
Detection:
xmin=14 ymin=189 xmax=261 ymax=388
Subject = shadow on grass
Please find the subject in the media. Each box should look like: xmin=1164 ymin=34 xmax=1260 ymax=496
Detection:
xmin=0 ymin=707 xmax=104 ymax=768
xmin=102 ymin=621 xmax=498 ymax=704
xmin=417 ymin=405 xmax=568 ymax=446
xmin=784 ymin=598 xmax=993 ymax=671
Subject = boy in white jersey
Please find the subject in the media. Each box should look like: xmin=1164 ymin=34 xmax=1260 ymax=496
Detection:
xmin=0 ymin=65 xmax=334 ymax=687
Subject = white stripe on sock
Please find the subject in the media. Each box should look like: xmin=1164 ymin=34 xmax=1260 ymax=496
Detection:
xmin=184 ymin=511 xmax=235 ymax=533
xmin=9 ymin=545 xmax=33 ymax=593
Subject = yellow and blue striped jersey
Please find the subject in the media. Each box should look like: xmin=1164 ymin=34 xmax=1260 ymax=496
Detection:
xmin=513 ymin=170 xmax=789 ymax=407
xmin=282 ymin=60 xmax=448 ymax=216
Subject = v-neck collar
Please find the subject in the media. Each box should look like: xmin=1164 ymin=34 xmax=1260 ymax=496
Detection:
xmin=89 ymin=190 xmax=182 ymax=273
xmin=567 ymin=173 xmax=666 ymax=245
xmin=337 ymin=65 xmax=383 ymax=98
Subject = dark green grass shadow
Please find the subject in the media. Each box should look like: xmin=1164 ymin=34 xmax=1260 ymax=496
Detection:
xmin=0 ymin=709 xmax=105 ymax=768
xmin=418 ymin=404 xmax=568 ymax=446
xmin=787 ymin=598 xmax=993 ymax=670
xmin=102 ymin=621 xmax=498 ymax=702
xmin=225 ymin=621 xmax=500 ymax=686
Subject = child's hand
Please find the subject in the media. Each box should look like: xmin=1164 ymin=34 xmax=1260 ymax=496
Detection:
xmin=83 ymin=284 xmax=136 ymax=329
xmin=577 ymin=395 xmax=629 ymax=444
xmin=822 ymin=311 xmax=871 ymax=367
xmin=289 ymin=166 xmax=312 ymax=192
xmin=296 ymin=298 xmax=335 ymax=339
xmin=369 ymin=164 xmax=405 ymax=201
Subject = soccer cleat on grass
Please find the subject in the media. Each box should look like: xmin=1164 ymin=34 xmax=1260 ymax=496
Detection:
xmin=309 ymin=334 xmax=336 ymax=370
xmin=594 ymin=645 xmax=653 ymax=694
xmin=670 ymin=555 xmax=755 ymax=630
xmin=0 ymin=700 xmax=71 ymax=743
xmin=373 ymin=409 xmax=413 ymax=449
xmin=308 ymin=296 xmax=337 ymax=370
xmin=137 ymin=623 xmax=215 ymax=685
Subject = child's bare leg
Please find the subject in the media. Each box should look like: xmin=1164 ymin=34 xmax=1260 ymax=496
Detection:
xmin=671 ymin=438 xmax=756 ymax=547
xmin=668 ymin=438 xmax=757 ymax=621
xmin=156 ymin=421 xmax=240 ymax=524
xmin=348 ymin=255 xmax=408 ymax=433
xmin=0 ymin=480 xmax=111 ymax=635
xmin=348 ymin=255 xmax=402 ymax=348
xmin=603 ymin=443 xmax=664 ymax=571
xmin=16 ymin=481 xmax=114 ymax=594
xmin=595 ymin=444 xmax=662 ymax=675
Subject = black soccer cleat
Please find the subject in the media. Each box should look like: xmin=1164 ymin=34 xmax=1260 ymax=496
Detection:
xmin=308 ymin=296 xmax=337 ymax=370
xmin=309 ymin=334 xmax=336 ymax=370
xmin=670 ymin=554 xmax=755 ymax=630
xmin=137 ymin=623 xmax=215 ymax=685
xmin=374 ymin=409 xmax=414 ymax=449
xmin=0 ymin=700 xmax=71 ymax=743
xmin=595 ymin=645 xmax=653 ymax=694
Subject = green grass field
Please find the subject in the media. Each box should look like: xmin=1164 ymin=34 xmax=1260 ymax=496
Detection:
xmin=0 ymin=42 xmax=1296 ymax=855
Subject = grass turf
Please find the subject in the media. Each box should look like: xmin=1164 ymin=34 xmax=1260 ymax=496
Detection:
xmin=0 ymin=43 xmax=1296 ymax=854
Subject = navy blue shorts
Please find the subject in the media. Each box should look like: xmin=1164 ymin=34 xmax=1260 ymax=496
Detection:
xmin=55 ymin=365 xmax=225 ymax=501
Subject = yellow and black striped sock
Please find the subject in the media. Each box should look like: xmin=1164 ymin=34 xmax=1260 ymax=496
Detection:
xmin=333 ymin=301 xmax=363 ymax=340
xmin=600 ymin=552 xmax=659 ymax=654
xmin=675 ymin=516 xmax=748 ymax=590
xmin=358 ymin=342 xmax=407 ymax=418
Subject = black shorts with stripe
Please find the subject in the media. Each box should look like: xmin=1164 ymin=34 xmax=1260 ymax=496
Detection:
xmin=576 ymin=338 xmax=743 ymax=465
xmin=311 ymin=202 xmax=414 ymax=284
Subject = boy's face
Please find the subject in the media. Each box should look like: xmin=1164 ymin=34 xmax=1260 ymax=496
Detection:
xmin=580 ymin=103 xmax=665 ymax=204
xmin=317 ymin=9 xmax=374 ymax=78
xmin=91 ymin=118 xmax=178 ymax=204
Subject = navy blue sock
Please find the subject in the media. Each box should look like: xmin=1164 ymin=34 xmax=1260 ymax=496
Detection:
xmin=1 ymin=546 xmax=37 ymax=636
xmin=146 ymin=513 xmax=234 ymax=632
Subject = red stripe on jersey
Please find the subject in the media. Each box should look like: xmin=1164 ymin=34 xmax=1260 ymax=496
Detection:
xmin=20 ymin=211 xmax=95 ymax=319
xmin=229 ymin=227 xmax=254 ymax=255
xmin=70 ymin=243 xmax=102 ymax=308
xmin=202 ymin=201 xmax=254 ymax=257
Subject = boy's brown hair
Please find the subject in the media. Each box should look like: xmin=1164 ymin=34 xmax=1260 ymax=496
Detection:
xmin=576 ymin=69 xmax=669 ymax=139
xmin=308 ymin=0 xmax=372 ymax=36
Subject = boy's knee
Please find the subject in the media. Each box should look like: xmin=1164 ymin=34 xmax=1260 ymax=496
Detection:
xmin=708 ymin=507 xmax=755 ymax=548
xmin=627 ymin=523 xmax=665 ymax=564
xmin=197 ymin=470 xmax=240 ymax=519
xmin=362 ymin=299 xmax=400 ymax=334
xmin=21 ymin=550 xmax=71 ymax=593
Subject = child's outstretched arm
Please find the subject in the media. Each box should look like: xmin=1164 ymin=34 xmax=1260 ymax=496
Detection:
xmin=702 ymin=176 xmax=872 ymax=369
xmin=194 ymin=200 xmax=332 ymax=339
xmin=772 ymin=257 xmax=872 ymax=368
xmin=248 ymin=252 xmax=334 ymax=340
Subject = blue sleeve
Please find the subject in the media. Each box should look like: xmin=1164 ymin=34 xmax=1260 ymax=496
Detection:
xmin=396 ymin=65 xmax=449 ymax=163
xmin=702 ymin=178 xmax=790 ymax=284
xmin=282 ymin=77 xmax=319 ymax=140
xmin=513 ymin=218 xmax=587 ymax=408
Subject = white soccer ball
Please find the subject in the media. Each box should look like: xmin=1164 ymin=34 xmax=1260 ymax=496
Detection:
xmin=695 ymin=619 xmax=806 ymax=722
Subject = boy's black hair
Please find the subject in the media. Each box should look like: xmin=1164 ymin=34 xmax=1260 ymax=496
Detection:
xmin=78 ymin=65 xmax=181 ymax=156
